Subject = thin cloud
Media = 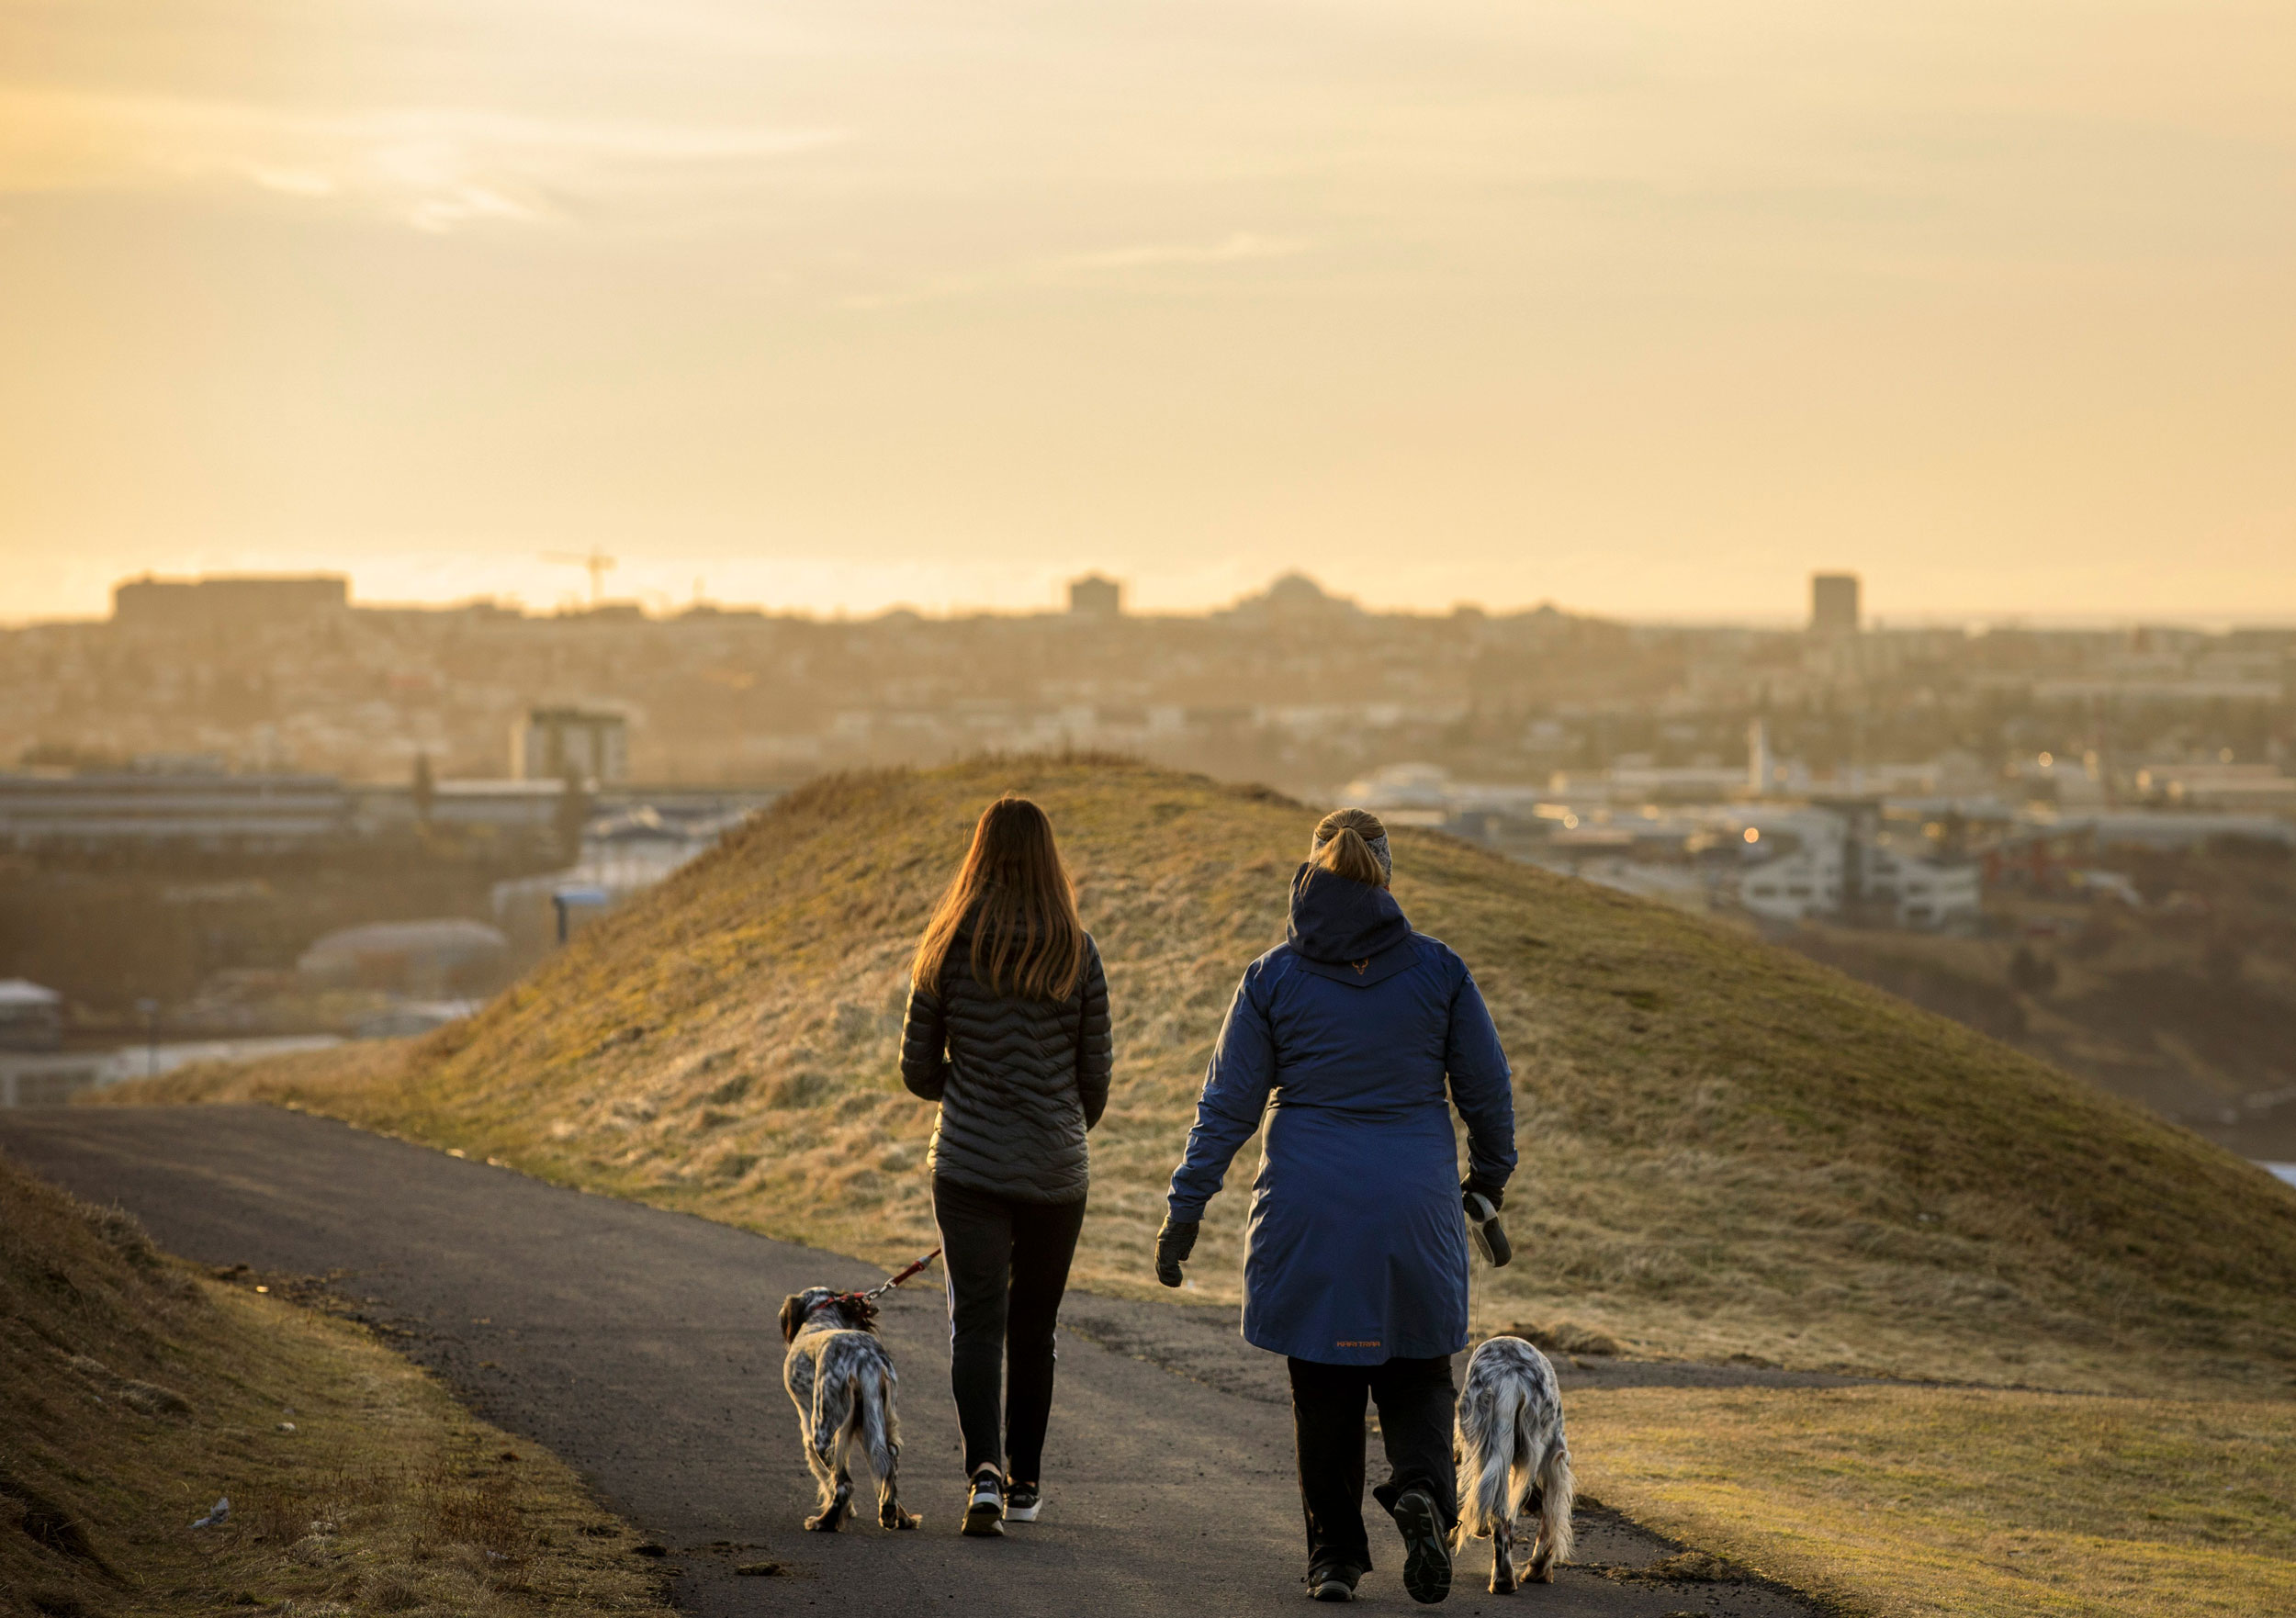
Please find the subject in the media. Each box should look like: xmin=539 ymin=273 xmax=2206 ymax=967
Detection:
xmin=0 ymin=90 xmax=846 ymax=232
xmin=840 ymin=232 xmax=1311 ymax=310
xmin=249 ymin=167 xmax=337 ymax=197
xmin=1052 ymin=232 xmax=1308 ymax=273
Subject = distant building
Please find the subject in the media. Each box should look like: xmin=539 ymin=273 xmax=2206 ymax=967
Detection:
xmin=1067 ymin=574 xmax=1123 ymax=617
xmin=1267 ymin=573 xmax=1343 ymax=617
xmin=1739 ymin=833 xmax=1846 ymax=924
xmin=1737 ymin=806 xmax=1981 ymax=929
xmin=512 ymin=707 xmax=628 ymax=784
xmin=2042 ymin=812 xmax=2296 ymax=853
xmin=1862 ymin=848 xmax=1983 ymax=929
xmin=0 ymin=1052 xmax=111 ymax=1107
xmin=429 ymin=780 xmax=570 ymax=831
xmin=2132 ymin=763 xmax=2296 ymax=812
xmin=1547 ymin=765 xmax=1756 ymax=804
xmin=1747 ymin=719 xmax=1774 ymax=796
xmin=0 ymin=771 xmax=351 ymax=854
xmin=346 ymin=779 xmax=567 ymax=838
xmin=1809 ymin=573 xmax=1861 ymax=636
xmin=488 ymin=792 xmax=771 ymax=952
xmin=0 ymin=981 xmax=63 ymax=1051
xmin=112 ymin=574 xmax=349 ymax=632
xmin=1339 ymin=761 xmax=1456 ymax=826
xmin=1218 ymin=572 xmax=1362 ymax=625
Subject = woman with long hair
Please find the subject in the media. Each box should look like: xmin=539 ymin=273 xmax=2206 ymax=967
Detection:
xmin=901 ymin=794 xmax=1111 ymax=1538
xmin=1156 ymin=808 xmax=1516 ymax=1605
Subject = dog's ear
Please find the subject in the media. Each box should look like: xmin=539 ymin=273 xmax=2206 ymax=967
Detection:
xmin=779 ymin=1294 xmax=805 ymax=1343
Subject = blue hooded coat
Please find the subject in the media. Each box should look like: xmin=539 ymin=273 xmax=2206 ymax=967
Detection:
xmin=1166 ymin=866 xmax=1517 ymax=1365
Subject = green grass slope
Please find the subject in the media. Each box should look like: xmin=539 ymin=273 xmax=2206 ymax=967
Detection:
xmin=117 ymin=758 xmax=2296 ymax=1398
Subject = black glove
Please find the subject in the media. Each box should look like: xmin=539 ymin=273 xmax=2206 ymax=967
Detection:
xmin=1154 ymin=1217 xmax=1199 ymax=1288
xmin=1462 ymin=1175 xmax=1506 ymax=1215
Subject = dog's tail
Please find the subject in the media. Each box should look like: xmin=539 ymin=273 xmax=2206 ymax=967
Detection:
xmin=1455 ymin=1376 xmax=1526 ymax=1545
xmin=855 ymin=1356 xmax=900 ymax=1479
xmin=810 ymin=1356 xmax=852 ymax=1462
xmin=1533 ymin=1440 xmax=1576 ymax=1569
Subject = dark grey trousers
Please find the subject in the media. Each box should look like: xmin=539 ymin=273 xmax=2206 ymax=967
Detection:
xmin=932 ymin=1176 xmax=1086 ymax=1482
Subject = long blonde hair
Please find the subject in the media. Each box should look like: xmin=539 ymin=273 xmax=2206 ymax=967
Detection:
xmin=912 ymin=795 xmax=1086 ymax=1001
xmin=1307 ymin=806 xmax=1390 ymax=887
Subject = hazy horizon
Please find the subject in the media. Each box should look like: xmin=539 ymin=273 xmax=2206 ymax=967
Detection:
xmin=18 ymin=563 xmax=2296 ymax=635
xmin=5 ymin=1 xmax=2291 ymax=625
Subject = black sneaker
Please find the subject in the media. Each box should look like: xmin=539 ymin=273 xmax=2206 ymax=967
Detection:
xmin=1004 ymin=1480 xmax=1041 ymax=1522
xmin=1307 ymin=1562 xmax=1362 ymax=1602
xmin=1390 ymin=1488 xmax=1451 ymax=1604
xmin=962 ymin=1467 xmax=1005 ymax=1537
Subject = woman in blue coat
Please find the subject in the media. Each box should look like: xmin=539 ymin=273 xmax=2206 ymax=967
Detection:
xmin=1157 ymin=807 xmax=1515 ymax=1606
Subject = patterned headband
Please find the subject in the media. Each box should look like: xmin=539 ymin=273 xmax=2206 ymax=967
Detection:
xmin=1310 ymin=827 xmax=1393 ymax=881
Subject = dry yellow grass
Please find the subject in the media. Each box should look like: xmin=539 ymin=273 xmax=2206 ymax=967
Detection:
xmin=0 ymin=1153 xmax=671 ymax=1618
xmin=118 ymin=756 xmax=2296 ymax=1401
xmin=1569 ymin=1383 xmax=2296 ymax=1618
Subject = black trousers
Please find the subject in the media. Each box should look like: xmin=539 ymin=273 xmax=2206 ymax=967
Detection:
xmin=932 ymin=1176 xmax=1086 ymax=1482
xmin=1287 ymin=1354 xmax=1458 ymax=1572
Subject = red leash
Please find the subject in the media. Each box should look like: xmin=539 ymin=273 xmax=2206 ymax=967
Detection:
xmin=865 ymin=1247 xmax=942 ymax=1299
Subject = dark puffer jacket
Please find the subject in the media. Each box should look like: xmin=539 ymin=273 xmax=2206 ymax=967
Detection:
xmin=900 ymin=923 xmax=1112 ymax=1203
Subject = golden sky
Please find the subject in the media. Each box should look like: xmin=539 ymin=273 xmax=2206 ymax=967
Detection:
xmin=2 ymin=0 xmax=2291 ymax=624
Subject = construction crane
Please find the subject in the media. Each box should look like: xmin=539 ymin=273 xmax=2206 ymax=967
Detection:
xmin=541 ymin=550 xmax=617 ymax=607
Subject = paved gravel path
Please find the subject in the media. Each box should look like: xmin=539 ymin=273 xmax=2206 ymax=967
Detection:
xmin=3 ymin=1107 xmax=1831 ymax=1618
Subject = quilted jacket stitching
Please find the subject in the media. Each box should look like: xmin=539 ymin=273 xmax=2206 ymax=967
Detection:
xmin=900 ymin=928 xmax=1110 ymax=1202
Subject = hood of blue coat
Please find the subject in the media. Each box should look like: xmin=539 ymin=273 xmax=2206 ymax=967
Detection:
xmin=1285 ymin=863 xmax=1417 ymax=985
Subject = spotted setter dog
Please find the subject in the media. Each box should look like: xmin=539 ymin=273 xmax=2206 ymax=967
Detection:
xmin=778 ymin=1287 xmax=919 ymax=1532
xmin=1452 ymin=1335 xmax=1576 ymax=1590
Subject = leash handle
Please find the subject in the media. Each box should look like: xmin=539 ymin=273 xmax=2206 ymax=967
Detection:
xmin=1465 ymin=1193 xmax=1513 ymax=1269
xmin=863 ymin=1246 xmax=942 ymax=1299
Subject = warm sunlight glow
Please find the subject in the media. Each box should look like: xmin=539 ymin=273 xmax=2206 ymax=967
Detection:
xmin=3 ymin=1 xmax=2292 ymax=623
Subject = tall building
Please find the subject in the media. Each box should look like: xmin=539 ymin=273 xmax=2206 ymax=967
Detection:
xmin=1747 ymin=718 xmax=1773 ymax=796
xmin=1809 ymin=573 xmax=1861 ymax=636
xmin=1067 ymin=574 xmax=1123 ymax=617
xmin=512 ymin=707 xmax=629 ymax=784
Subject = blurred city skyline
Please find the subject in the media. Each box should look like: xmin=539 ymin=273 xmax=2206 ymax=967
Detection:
xmin=5 ymin=0 xmax=2293 ymax=624
xmin=11 ymin=562 xmax=2296 ymax=633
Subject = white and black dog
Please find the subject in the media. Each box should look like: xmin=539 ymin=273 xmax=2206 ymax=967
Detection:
xmin=778 ymin=1287 xmax=920 ymax=1533
xmin=1452 ymin=1335 xmax=1576 ymax=1591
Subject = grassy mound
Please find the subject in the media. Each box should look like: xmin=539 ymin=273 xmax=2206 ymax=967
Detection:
xmin=116 ymin=757 xmax=2296 ymax=1398
xmin=0 ymin=1152 xmax=670 ymax=1617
